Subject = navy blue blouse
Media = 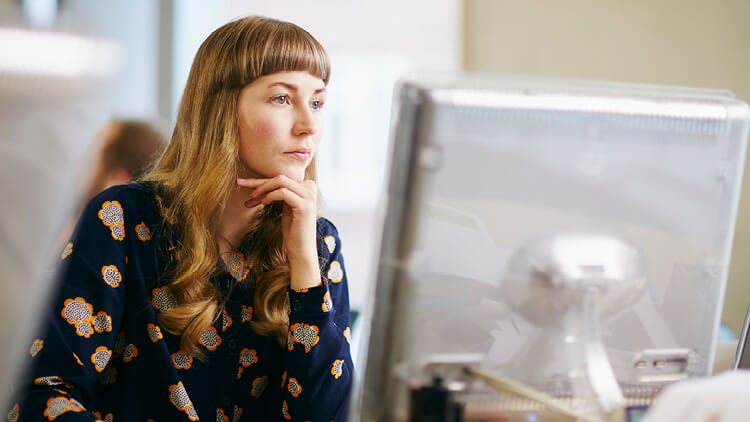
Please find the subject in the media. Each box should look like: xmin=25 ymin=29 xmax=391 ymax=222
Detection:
xmin=11 ymin=182 xmax=353 ymax=421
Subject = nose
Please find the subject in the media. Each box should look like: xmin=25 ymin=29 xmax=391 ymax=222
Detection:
xmin=292 ymin=105 xmax=318 ymax=137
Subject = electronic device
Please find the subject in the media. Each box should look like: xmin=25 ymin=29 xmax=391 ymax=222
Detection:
xmin=352 ymin=73 xmax=750 ymax=421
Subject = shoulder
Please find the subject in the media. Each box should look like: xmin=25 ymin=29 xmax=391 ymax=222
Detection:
xmin=83 ymin=182 xmax=161 ymax=223
xmin=89 ymin=181 xmax=156 ymax=202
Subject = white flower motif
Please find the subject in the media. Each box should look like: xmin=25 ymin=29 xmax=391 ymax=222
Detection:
xmin=327 ymin=260 xmax=343 ymax=283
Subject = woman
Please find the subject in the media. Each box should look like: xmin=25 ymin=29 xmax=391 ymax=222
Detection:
xmin=13 ymin=16 xmax=352 ymax=422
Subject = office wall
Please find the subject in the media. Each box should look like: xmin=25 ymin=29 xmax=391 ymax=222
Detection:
xmin=464 ymin=0 xmax=750 ymax=335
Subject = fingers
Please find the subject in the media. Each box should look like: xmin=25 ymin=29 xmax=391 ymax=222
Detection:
xmin=238 ymin=175 xmax=316 ymax=210
xmin=247 ymin=187 xmax=306 ymax=209
xmin=239 ymin=175 xmax=315 ymax=200
xmin=236 ymin=178 xmax=265 ymax=188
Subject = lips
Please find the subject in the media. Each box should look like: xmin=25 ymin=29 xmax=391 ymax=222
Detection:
xmin=285 ymin=148 xmax=311 ymax=161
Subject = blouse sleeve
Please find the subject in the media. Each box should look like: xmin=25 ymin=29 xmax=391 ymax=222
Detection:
xmin=15 ymin=193 xmax=131 ymax=421
xmin=280 ymin=218 xmax=353 ymax=421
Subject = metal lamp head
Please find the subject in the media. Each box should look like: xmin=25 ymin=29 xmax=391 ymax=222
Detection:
xmin=502 ymin=227 xmax=648 ymax=327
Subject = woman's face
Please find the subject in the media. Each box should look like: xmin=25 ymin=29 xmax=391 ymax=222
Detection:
xmin=236 ymin=71 xmax=326 ymax=182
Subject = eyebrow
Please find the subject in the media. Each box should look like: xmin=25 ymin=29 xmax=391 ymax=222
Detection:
xmin=267 ymin=82 xmax=326 ymax=94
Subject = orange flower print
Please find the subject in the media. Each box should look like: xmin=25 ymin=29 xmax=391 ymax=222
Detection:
xmin=34 ymin=376 xmax=63 ymax=386
xmin=232 ymin=405 xmax=242 ymax=422
xmin=8 ymin=403 xmax=18 ymax=421
xmin=40 ymin=396 xmax=84 ymax=420
xmin=293 ymin=287 xmax=309 ymax=293
xmin=221 ymin=309 xmax=232 ymax=332
xmin=172 ymin=350 xmax=193 ymax=369
xmin=327 ymin=260 xmax=343 ymax=283
xmin=99 ymin=366 xmax=117 ymax=384
xmin=90 ymin=346 xmax=112 ymax=372
xmin=98 ymin=201 xmax=126 ymax=240
xmin=236 ymin=366 xmax=243 ymax=380
xmin=67 ymin=398 xmax=85 ymax=412
xmin=61 ymin=297 xmax=93 ymax=325
xmin=241 ymin=305 xmax=253 ymax=323
xmin=72 ymin=353 xmax=83 ymax=366
xmin=286 ymin=331 xmax=294 ymax=351
xmin=43 ymin=396 xmax=72 ymax=420
xmin=147 ymin=323 xmax=163 ymax=342
xmin=151 ymin=286 xmax=176 ymax=312
xmin=98 ymin=200 xmax=124 ymax=226
xmin=239 ymin=348 xmax=258 ymax=367
xmin=343 ymin=326 xmax=352 ymax=344
xmin=123 ymin=344 xmax=138 ymax=363
xmin=322 ymin=291 xmax=333 ymax=313
xmin=331 ymin=359 xmax=345 ymax=379
xmin=324 ymin=235 xmax=336 ymax=254
xmin=135 ymin=222 xmax=151 ymax=242
xmin=290 ymin=323 xmax=320 ymax=353
xmin=110 ymin=223 xmax=125 ymax=241
xmin=101 ymin=265 xmax=122 ymax=288
xmin=251 ymin=376 xmax=268 ymax=398
xmin=169 ymin=382 xmax=198 ymax=421
xmin=281 ymin=370 xmax=287 ymax=388
xmin=288 ymin=377 xmax=302 ymax=398
xmin=92 ymin=311 xmax=112 ymax=333
xmin=226 ymin=251 xmax=250 ymax=281
xmin=199 ymin=326 xmax=221 ymax=351
xmin=217 ymin=409 xmax=228 ymax=422
xmin=30 ymin=338 xmax=43 ymax=357
xmin=227 ymin=251 xmax=244 ymax=270
xmin=231 ymin=266 xmax=249 ymax=282
xmin=169 ymin=382 xmax=190 ymax=409
xmin=75 ymin=321 xmax=93 ymax=338
xmin=61 ymin=242 xmax=72 ymax=260
xmin=282 ymin=400 xmax=291 ymax=420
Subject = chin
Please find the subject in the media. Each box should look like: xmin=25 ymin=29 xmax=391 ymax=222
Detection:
xmin=268 ymin=168 xmax=307 ymax=182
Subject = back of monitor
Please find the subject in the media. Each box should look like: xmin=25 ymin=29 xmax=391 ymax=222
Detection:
xmin=354 ymin=74 xmax=750 ymax=421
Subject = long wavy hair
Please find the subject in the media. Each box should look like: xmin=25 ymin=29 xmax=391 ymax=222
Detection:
xmin=142 ymin=16 xmax=330 ymax=356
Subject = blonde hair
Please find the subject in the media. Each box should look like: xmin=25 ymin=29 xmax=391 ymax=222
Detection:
xmin=143 ymin=16 xmax=330 ymax=356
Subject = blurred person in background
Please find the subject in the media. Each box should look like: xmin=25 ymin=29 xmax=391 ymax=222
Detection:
xmin=11 ymin=15 xmax=353 ymax=422
xmin=80 ymin=119 xmax=166 ymax=210
xmin=56 ymin=119 xmax=167 ymax=248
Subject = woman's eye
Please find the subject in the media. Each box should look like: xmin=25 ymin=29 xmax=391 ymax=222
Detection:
xmin=271 ymin=95 xmax=288 ymax=104
xmin=311 ymin=100 xmax=325 ymax=110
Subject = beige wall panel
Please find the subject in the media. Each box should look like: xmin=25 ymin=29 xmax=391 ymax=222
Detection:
xmin=465 ymin=0 xmax=750 ymax=335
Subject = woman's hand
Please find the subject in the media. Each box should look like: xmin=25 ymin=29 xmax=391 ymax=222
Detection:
xmin=237 ymin=176 xmax=321 ymax=290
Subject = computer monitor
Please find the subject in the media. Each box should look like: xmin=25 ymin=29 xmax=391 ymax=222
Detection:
xmin=353 ymin=73 xmax=750 ymax=421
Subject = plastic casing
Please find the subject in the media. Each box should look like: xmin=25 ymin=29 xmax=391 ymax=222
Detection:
xmin=352 ymin=73 xmax=750 ymax=421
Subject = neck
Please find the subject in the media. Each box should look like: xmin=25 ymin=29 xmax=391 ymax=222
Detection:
xmin=216 ymin=184 xmax=260 ymax=253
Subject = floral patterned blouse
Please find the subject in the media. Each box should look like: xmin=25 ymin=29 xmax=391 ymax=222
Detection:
xmin=11 ymin=182 xmax=353 ymax=421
